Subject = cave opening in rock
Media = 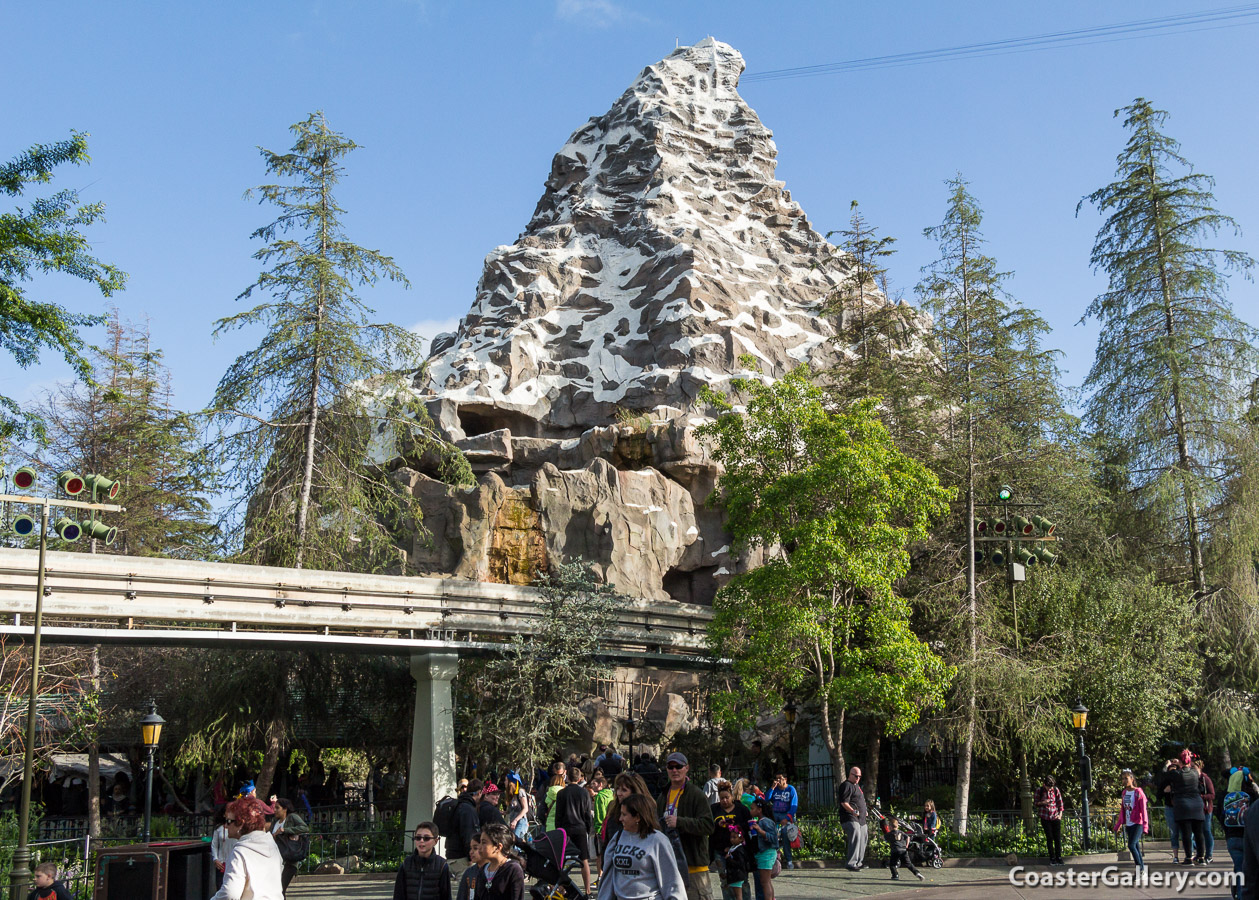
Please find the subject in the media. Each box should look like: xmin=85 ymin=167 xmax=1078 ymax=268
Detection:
xmin=457 ymin=404 xmax=542 ymax=438
xmin=662 ymin=564 xmax=719 ymax=606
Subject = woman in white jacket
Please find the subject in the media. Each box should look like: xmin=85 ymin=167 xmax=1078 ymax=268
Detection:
xmin=213 ymin=796 xmax=285 ymax=900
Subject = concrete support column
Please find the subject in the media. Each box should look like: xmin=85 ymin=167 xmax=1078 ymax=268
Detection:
xmin=404 ymin=652 xmax=459 ymax=852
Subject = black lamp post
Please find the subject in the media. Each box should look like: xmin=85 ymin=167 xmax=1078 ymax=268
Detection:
xmin=1070 ymin=699 xmax=1091 ymax=851
xmin=140 ymin=700 xmax=166 ymax=843
xmin=783 ymin=700 xmax=798 ymax=781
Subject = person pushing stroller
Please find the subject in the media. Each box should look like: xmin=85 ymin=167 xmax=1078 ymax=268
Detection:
xmin=884 ymin=816 xmax=925 ymax=881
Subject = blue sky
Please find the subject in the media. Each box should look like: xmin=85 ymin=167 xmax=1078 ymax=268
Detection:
xmin=6 ymin=1 xmax=1257 ymax=417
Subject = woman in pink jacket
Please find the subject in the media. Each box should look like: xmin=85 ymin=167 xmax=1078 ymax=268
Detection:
xmin=1116 ymin=770 xmax=1150 ymax=871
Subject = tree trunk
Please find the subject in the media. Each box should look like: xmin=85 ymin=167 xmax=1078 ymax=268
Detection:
xmin=255 ymin=678 xmax=288 ymax=798
xmin=955 ymin=240 xmax=978 ymax=836
xmin=821 ymin=701 xmax=847 ymax=808
xmin=1148 ymin=154 xmax=1208 ymax=596
xmin=87 ymin=646 xmax=101 ymax=839
xmin=864 ymin=723 xmax=880 ymax=806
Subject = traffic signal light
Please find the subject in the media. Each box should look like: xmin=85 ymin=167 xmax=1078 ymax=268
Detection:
xmin=997 ymin=485 xmax=1013 ymax=501
xmin=58 ymin=471 xmax=85 ymax=496
xmin=83 ymin=520 xmax=118 ymax=545
xmin=1012 ymin=516 xmax=1035 ymax=536
xmin=54 ymin=517 xmax=82 ymax=541
xmin=974 ymin=518 xmax=989 ymax=535
xmin=1032 ymin=515 xmax=1057 ymax=536
xmin=13 ymin=467 xmax=36 ymax=490
xmin=1014 ymin=546 xmax=1037 ymax=566
xmin=988 ymin=517 xmax=1008 ymax=535
xmin=84 ymin=473 xmax=120 ymax=500
xmin=12 ymin=514 xmax=36 ymax=536
xmin=990 ymin=546 xmax=1007 ymax=566
xmin=1034 ymin=546 xmax=1058 ymax=566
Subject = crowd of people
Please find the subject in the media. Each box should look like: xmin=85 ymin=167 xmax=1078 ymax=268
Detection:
xmin=415 ymin=751 xmax=818 ymax=900
xmin=1032 ymin=750 xmax=1259 ymax=898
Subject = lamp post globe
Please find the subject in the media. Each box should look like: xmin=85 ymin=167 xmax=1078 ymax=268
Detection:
xmin=1069 ymin=698 xmax=1092 ymax=851
xmin=140 ymin=701 xmax=165 ymax=843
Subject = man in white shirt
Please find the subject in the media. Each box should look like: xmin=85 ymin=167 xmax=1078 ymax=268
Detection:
xmin=703 ymin=764 xmax=723 ymax=805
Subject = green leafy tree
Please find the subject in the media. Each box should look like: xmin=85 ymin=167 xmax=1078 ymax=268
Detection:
xmin=456 ymin=563 xmax=623 ymax=778
xmin=33 ymin=309 xmax=217 ymax=556
xmin=915 ymin=177 xmax=1083 ymax=833
xmin=700 ymin=371 xmax=954 ymax=804
xmin=209 ymin=112 xmax=445 ymax=571
xmin=0 ymin=132 xmax=126 ymax=441
xmin=1079 ymin=98 xmax=1258 ymax=597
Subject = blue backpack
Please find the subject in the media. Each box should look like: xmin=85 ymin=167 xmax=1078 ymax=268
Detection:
xmin=1223 ymin=791 xmax=1250 ymax=829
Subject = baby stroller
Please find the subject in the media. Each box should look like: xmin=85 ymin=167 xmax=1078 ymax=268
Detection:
xmin=523 ymin=829 xmax=590 ymax=900
xmin=906 ymin=820 xmax=944 ymax=869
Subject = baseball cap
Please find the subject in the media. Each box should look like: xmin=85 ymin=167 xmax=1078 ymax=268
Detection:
xmin=666 ymin=752 xmax=688 ymax=767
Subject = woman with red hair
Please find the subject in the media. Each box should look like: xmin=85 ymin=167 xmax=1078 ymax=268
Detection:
xmin=212 ymin=797 xmax=285 ymax=900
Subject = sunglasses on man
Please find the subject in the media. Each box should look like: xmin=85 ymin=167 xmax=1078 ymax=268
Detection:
xmin=413 ymin=834 xmax=436 ymax=842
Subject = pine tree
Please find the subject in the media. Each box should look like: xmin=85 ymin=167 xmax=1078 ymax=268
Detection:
xmin=33 ymin=309 xmax=217 ymax=556
xmin=1079 ymin=98 xmax=1258 ymax=596
xmin=915 ymin=177 xmax=1080 ymax=834
xmin=209 ymin=112 xmax=446 ymax=572
xmin=0 ymin=132 xmax=126 ymax=441
xmin=822 ymin=203 xmax=933 ymax=450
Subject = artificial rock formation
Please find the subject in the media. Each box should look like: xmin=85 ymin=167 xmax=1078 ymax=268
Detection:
xmin=400 ymin=38 xmax=928 ymax=603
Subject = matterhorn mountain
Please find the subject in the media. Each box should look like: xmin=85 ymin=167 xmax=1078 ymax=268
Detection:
xmin=399 ymin=38 xmax=927 ymax=605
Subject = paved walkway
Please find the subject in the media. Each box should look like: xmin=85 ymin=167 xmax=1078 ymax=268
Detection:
xmin=289 ymin=850 xmax=1239 ymax=900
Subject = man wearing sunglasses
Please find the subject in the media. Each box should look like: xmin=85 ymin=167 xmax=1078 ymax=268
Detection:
xmin=393 ymin=822 xmax=452 ymax=900
xmin=656 ymin=752 xmax=716 ymax=900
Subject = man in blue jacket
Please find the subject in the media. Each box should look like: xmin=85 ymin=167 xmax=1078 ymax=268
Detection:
xmin=765 ymin=774 xmax=799 ymax=869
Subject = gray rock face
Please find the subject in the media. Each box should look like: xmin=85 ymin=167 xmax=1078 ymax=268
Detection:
xmin=417 ymin=37 xmax=862 ymax=440
xmin=400 ymin=39 xmax=928 ymax=604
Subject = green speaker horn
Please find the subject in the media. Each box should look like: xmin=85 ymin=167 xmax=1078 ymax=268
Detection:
xmin=58 ymin=471 xmax=85 ymax=496
xmin=84 ymin=473 xmax=120 ymax=500
xmin=12 ymin=515 xmax=36 ymax=537
xmin=1013 ymin=515 xmax=1034 ymax=535
xmin=1034 ymin=546 xmax=1059 ymax=565
xmin=1032 ymin=515 xmax=1057 ymax=536
xmin=1015 ymin=546 xmax=1037 ymax=566
xmin=83 ymin=520 xmax=118 ymax=545
xmin=13 ymin=466 xmax=37 ymax=490
xmin=54 ymin=517 xmax=82 ymax=541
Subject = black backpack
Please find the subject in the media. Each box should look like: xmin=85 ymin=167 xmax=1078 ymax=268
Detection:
xmin=275 ymin=831 xmax=310 ymax=864
xmin=434 ymin=796 xmax=458 ymax=836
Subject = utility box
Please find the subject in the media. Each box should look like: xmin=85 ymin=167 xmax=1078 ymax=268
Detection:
xmin=94 ymin=840 xmax=215 ymax=900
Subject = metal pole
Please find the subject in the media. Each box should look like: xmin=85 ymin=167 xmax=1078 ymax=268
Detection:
xmin=143 ymin=745 xmax=156 ymax=843
xmin=8 ymin=500 xmax=49 ymax=900
xmin=1077 ymin=729 xmax=1091 ymax=851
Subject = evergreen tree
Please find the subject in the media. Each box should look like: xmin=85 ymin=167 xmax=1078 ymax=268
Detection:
xmin=0 ymin=132 xmax=126 ymax=441
xmin=915 ymin=177 xmax=1081 ymax=833
xmin=1079 ymin=98 xmax=1258 ymax=596
xmin=209 ymin=112 xmax=448 ymax=572
xmin=34 ymin=310 xmax=216 ymax=556
xmin=456 ymin=563 xmax=622 ymax=778
xmin=822 ymin=203 xmax=932 ymax=449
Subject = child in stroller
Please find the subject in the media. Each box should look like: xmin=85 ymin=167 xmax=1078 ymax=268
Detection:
xmin=906 ymin=817 xmax=944 ymax=869
xmin=522 ymin=829 xmax=589 ymax=900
